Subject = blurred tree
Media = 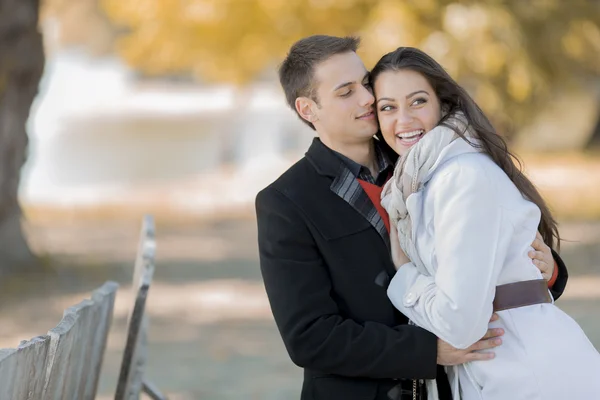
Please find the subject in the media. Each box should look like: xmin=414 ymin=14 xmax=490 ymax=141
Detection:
xmin=1 ymin=0 xmax=595 ymax=271
xmin=100 ymin=0 xmax=599 ymax=137
xmin=359 ymin=0 xmax=600 ymax=145
xmin=0 ymin=0 xmax=44 ymax=272
xmin=40 ymin=0 xmax=117 ymax=56
xmin=100 ymin=0 xmax=377 ymax=83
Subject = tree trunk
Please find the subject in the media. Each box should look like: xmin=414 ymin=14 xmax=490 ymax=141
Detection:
xmin=512 ymin=85 xmax=600 ymax=152
xmin=586 ymin=114 xmax=600 ymax=149
xmin=0 ymin=0 xmax=44 ymax=275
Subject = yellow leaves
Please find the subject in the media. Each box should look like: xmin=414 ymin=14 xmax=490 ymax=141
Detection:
xmin=562 ymin=19 xmax=600 ymax=72
xmin=238 ymin=35 xmax=271 ymax=67
xmin=442 ymin=3 xmax=520 ymax=79
xmin=182 ymin=0 xmax=225 ymax=24
xmin=443 ymin=3 xmax=490 ymax=41
xmin=308 ymin=0 xmax=336 ymax=9
xmin=507 ymin=62 xmax=532 ymax=102
xmin=562 ymin=27 xmax=586 ymax=60
xmin=101 ymin=0 xmax=378 ymax=82
xmin=408 ymin=0 xmax=439 ymax=15
xmin=93 ymin=0 xmax=598 ymax=135
xmin=258 ymin=0 xmax=288 ymax=11
xmin=102 ymin=0 xmax=162 ymax=26
xmin=421 ymin=31 xmax=457 ymax=75
xmin=466 ymin=42 xmax=508 ymax=77
xmin=359 ymin=1 xmax=423 ymax=67
xmin=475 ymin=83 xmax=501 ymax=114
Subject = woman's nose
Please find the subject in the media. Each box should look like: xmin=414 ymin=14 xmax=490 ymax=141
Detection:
xmin=395 ymin=109 xmax=413 ymax=125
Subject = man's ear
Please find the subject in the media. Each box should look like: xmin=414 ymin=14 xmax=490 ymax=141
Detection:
xmin=295 ymin=96 xmax=319 ymax=124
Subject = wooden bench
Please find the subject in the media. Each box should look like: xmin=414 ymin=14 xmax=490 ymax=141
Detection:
xmin=0 ymin=215 xmax=167 ymax=400
xmin=115 ymin=215 xmax=166 ymax=400
xmin=0 ymin=281 xmax=118 ymax=400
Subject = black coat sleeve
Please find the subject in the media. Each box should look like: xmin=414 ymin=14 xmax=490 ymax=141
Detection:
xmin=549 ymin=249 xmax=568 ymax=300
xmin=256 ymin=187 xmax=438 ymax=380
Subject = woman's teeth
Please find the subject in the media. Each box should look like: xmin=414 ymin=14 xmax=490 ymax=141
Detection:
xmin=395 ymin=129 xmax=425 ymax=146
xmin=396 ymin=130 xmax=424 ymax=139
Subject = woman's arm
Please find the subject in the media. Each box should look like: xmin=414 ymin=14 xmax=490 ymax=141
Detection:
xmin=387 ymin=158 xmax=513 ymax=349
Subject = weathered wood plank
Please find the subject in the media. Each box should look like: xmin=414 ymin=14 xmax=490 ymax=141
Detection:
xmin=43 ymin=299 xmax=94 ymax=400
xmin=0 ymin=281 xmax=118 ymax=400
xmin=83 ymin=281 xmax=119 ymax=399
xmin=0 ymin=348 xmax=18 ymax=400
xmin=40 ymin=281 xmax=119 ymax=400
xmin=115 ymin=215 xmax=157 ymax=400
xmin=0 ymin=335 xmax=51 ymax=400
xmin=142 ymin=379 xmax=168 ymax=400
xmin=15 ymin=336 xmax=51 ymax=400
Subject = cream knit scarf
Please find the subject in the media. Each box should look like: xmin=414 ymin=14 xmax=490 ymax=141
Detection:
xmin=381 ymin=112 xmax=478 ymax=276
xmin=381 ymin=112 xmax=479 ymax=400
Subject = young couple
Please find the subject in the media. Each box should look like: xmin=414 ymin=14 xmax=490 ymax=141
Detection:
xmin=256 ymin=35 xmax=600 ymax=400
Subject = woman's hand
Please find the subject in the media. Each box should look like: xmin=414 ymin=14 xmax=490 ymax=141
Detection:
xmin=528 ymin=231 xmax=555 ymax=281
xmin=389 ymin=221 xmax=410 ymax=270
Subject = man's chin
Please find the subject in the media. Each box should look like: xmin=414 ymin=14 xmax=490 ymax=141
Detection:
xmin=354 ymin=123 xmax=378 ymax=135
xmin=361 ymin=128 xmax=379 ymax=139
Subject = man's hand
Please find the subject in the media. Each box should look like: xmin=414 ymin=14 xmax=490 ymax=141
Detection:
xmin=437 ymin=314 xmax=504 ymax=366
xmin=529 ymin=231 xmax=555 ymax=281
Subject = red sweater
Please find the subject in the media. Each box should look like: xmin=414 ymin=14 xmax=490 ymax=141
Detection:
xmin=357 ymin=179 xmax=390 ymax=234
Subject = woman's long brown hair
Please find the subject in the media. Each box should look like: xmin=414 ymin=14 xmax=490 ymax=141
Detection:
xmin=371 ymin=47 xmax=560 ymax=250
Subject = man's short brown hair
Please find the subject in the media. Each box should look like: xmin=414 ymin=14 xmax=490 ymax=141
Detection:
xmin=278 ymin=35 xmax=360 ymax=130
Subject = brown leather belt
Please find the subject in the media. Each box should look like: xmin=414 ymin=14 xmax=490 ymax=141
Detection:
xmin=493 ymin=279 xmax=552 ymax=312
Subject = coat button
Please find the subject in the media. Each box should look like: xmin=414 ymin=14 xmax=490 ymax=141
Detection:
xmin=405 ymin=292 xmax=416 ymax=305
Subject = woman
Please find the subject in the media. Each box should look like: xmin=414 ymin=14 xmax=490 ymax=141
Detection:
xmin=374 ymin=47 xmax=600 ymax=400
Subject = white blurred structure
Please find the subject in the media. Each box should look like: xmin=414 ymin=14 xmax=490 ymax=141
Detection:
xmin=21 ymin=49 xmax=312 ymax=213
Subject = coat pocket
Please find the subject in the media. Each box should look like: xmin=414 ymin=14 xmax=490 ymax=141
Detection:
xmin=462 ymin=363 xmax=484 ymax=399
xmin=309 ymin=376 xmax=377 ymax=400
xmin=313 ymin=217 xmax=372 ymax=241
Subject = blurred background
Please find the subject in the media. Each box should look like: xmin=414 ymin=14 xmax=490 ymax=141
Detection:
xmin=1 ymin=0 xmax=599 ymax=399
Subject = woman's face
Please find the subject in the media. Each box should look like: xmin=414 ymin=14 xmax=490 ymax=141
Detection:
xmin=374 ymin=69 xmax=442 ymax=156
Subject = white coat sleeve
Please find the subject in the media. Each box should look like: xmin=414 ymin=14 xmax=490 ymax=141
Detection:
xmin=387 ymin=159 xmax=514 ymax=349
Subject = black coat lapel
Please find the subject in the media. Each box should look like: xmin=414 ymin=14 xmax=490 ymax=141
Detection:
xmin=330 ymin=167 xmax=390 ymax=249
xmin=306 ymin=138 xmax=390 ymax=249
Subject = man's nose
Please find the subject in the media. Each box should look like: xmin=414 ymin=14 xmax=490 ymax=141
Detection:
xmin=358 ymin=86 xmax=375 ymax=107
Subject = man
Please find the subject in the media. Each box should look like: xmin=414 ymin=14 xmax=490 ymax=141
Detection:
xmin=256 ymin=35 xmax=567 ymax=400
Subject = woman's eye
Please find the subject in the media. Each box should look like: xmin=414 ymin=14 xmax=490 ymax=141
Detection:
xmin=380 ymin=105 xmax=393 ymax=112
xmin=411 ymin=98 xmax=427 ymax=106
xmin=340 ymin=90 xmax=353 ymax=97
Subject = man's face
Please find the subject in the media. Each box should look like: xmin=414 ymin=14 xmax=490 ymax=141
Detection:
xmin=303 ymin=52 xmax=378 ymax=146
